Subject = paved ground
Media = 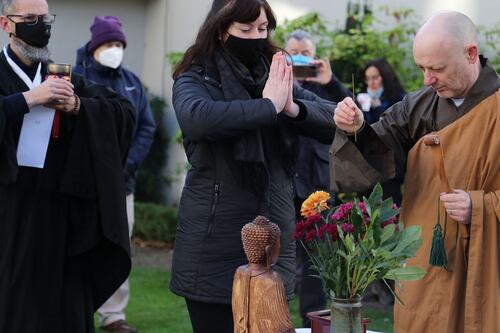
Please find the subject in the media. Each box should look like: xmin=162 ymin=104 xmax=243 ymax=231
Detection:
xmin=131 ymin=242 xmax=173 ymax=271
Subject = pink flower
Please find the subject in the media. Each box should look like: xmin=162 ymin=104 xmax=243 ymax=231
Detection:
xmin=342 ymin=223 xmax=355 ymax=234
xmin=358 ymin=201 xmax=367 ymax=215
xmin=331 ymin=202 xmax=353 ymax=221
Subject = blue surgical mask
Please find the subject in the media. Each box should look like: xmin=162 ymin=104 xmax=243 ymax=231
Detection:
xmin=288 ymin=54 xmax=314 ymax=65
xmin=368 ymin=87 xmax=384 ymax=99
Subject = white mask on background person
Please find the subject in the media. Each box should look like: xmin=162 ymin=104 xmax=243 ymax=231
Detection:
xmin=367 ymin=87 xmax=384 ymax=99
xmin=97 ymin=46 xmax=124 ymax=69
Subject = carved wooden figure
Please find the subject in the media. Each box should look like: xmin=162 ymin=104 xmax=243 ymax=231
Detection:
xmin=232 ymin=216 xmax=294 ymax=333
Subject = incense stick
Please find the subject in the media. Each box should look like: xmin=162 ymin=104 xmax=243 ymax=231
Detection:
xmin=352 ymin=73 xmax=357 ymax=142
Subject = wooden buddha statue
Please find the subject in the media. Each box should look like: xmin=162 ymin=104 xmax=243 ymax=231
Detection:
xmin=232 ymin=216 xmax=294 ymax=333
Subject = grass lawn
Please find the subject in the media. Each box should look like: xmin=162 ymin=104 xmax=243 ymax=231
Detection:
xmin=96 ymin=267 xmax=393 ymax=333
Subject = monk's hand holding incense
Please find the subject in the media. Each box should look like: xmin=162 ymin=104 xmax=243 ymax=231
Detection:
xmin=440 ymin=189 xmax=472 ymax=224
xmin=333 ymin=97 xmax=364 ymax=134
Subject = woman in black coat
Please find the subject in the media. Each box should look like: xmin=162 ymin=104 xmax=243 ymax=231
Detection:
xmin=170 ymin=1 xmax=335 ymax=332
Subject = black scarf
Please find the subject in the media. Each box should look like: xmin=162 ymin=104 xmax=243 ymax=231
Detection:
xmin=214 ymin=50 xmax=296 ymax=208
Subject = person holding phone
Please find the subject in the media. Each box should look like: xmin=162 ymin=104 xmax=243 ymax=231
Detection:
xmin=285 ymin=29 xmax=352 ymax=327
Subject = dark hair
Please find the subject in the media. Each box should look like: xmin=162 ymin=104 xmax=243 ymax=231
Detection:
xmin=173 ymin=0 xmax=278 ymax=79
xmin=361 ymin=58 xmax=405 ymax=103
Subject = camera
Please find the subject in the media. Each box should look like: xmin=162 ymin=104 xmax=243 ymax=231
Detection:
xmin=292 ymin=64 xmax=318 ymax=79
xmin=289 ymin=54 xmax=317 ymax=79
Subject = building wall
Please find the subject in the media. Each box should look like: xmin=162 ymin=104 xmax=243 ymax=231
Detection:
xmin=1 ymin=0 xmax=499 ymax=204
xmin=0 ymin=0 xmax=147 ymax=76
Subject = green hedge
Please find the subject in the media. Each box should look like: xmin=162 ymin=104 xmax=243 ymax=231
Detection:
xmin=135 ymin=93 xmax=169 ymax=204
xmin=133 ymin=202 xmax=178 ymax=242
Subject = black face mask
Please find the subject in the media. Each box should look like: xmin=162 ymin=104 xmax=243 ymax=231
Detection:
xmin=224 ymin=34 xmax=266 ymax=67
xmin=14 ymin=19 xmax=51 ymax=48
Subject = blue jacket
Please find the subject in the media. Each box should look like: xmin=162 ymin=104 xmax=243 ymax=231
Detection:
xmin=74 ymin=44 xmax=156 ymax=194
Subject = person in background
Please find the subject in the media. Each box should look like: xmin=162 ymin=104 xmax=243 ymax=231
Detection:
xmin=170 ymin=1 xmax=335 ymax=332
xmin=285 ymin=29 xmax=352 ymax=327
xmin=357 ymin=58 xmax=406 ymax=207
xmin=357 ymin=58 xmax=406 ymax=126
xmin=0 ymin=0 xmax=135 ymax=332
xmin=356 ymin=58 xmax=406 ymax=306
xmin=74 ymin=15 xmax=156 ymax=333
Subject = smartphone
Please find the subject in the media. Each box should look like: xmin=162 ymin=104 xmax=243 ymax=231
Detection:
xmin=293 ymin=64 xmax=318 ymax=79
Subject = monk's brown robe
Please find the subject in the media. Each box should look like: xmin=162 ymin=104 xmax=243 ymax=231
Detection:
xmin=330 ymin=56 xmax=500 ymax=333
xmin=232 ymin=266 xmax=294 ymax=333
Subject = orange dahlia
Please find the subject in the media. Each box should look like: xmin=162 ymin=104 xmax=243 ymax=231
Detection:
xmin=300 ymin=191 xmax=330 ymax=218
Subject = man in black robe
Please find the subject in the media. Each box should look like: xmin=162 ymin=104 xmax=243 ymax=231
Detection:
xmin=0 ymin=1 xmax=136 ymax=332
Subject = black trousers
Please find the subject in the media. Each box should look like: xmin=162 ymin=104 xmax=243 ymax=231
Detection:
xmin=185 ymin=298 xmax=233 ymax=333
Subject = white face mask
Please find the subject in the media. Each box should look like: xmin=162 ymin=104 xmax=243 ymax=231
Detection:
xmin=97 ymin=46 xmax=124 ymax=69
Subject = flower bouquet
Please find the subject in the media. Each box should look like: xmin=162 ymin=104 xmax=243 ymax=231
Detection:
xmin=294 ymin=184 xmax=426 ymax=333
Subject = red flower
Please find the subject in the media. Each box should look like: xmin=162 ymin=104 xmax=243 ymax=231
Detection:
xmin=305 ymin=214 xmax=321 ymax=228
xmin=318 ymin=224 xmax=329 ymax=239
xmin=327 ymin=224 xmax=339 ymax=241
xmin=305 ymin=229 xmax=317 ymax=243
xmin=293 ymin=229 xmax=304 ymax=240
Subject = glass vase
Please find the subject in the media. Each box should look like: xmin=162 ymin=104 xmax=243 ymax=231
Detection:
xmin=330 ymin=296 xmax=363 ymax=333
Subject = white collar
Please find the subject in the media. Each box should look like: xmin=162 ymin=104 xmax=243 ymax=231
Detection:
xmin=3 ymin=46 xmax=42 ymax=90
xmin=451 ymin=98 xmax=465 ymax=107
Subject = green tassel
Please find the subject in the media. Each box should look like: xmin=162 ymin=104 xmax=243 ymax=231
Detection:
xmin=429 ymin=196 xmax=447 ymax=268
xmin=429 ymin=223 xmax=448 ymax=268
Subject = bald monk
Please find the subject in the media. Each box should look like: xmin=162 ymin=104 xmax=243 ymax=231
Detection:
xmin=330 ymin=11 xmax=500 ymax=333
xmin=232 ymin=216 xmax=294 ymax=333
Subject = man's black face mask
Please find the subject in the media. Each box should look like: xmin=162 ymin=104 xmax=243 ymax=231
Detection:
xmin=13 ymin=19 xmax=51 ymax=48
xmin=225 ymin=34 xmax=266 ymax=67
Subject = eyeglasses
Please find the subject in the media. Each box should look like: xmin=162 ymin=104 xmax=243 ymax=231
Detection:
xmin=6 ymin=14 xmax=56 ymax=25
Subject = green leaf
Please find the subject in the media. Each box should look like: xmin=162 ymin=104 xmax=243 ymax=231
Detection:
xmin=350 ymin=206 xmax=363 ymax=239
xmin=380 ymin=224 xmax=396 ymax=244
xmin=368 ymin=183 xmax=383 ymax=211
xmin=401 ymin=239 xmax=423 ymax=257
xmin=363 ymin=196 xmax=372 ymax=216
xmin=371 ymin=209 xmax=382 ymax=247
xmin=379 ymin=197 xmax=400 ymax=221
xmin=384 ymin=266 xmax=426 ymax=281
xmin=392 ymin=226 xmax=422 ymax=253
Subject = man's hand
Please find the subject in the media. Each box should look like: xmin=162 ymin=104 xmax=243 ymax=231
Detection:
xmin=333 ymin=97 xmax=364 ymax=133
xmin=44 ymin=94 xmax=80 ymax=114
xmin=440 ymin=189 xmax=472 ymax=224
xmin=305 ymin=58 xmax=333 ymax=85
xmin=22 ymin=78 xmax=74 ymax=108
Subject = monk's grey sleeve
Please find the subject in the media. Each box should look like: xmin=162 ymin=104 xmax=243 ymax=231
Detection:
xmin=329 ymin=97 xmax=413 ymax=192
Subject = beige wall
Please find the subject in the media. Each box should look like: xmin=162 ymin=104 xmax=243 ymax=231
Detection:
xmin=0 ymin=0 xmax=148 ymax=76
xmin=1 ymin=0 xmax=498 ymax=204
